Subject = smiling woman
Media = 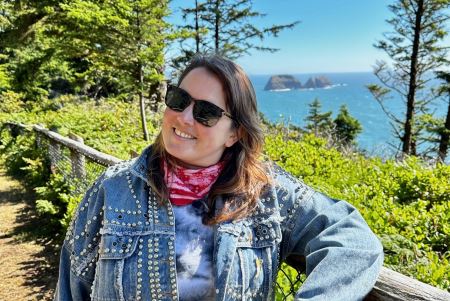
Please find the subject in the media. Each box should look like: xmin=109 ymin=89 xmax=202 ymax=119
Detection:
xmin=162 ymin=67 xmax=239 ymax=168
xmin=54 ymin=54 xmax=383 ymax=301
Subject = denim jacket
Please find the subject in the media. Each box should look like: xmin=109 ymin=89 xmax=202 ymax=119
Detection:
xmin=54 ymin=146 xmax=383 ymax=301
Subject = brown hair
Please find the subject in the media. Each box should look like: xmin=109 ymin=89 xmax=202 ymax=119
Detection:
xmin=147 ymin=54 xmax=270 ymax=224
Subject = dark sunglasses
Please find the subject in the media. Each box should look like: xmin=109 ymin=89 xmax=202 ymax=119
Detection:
xmin=165 ymin=85 xmax=235 ymax=127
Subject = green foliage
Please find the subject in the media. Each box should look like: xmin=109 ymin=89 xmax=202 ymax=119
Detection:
xmin=34 ymin=173 xmax=75 ymax=231
xmin=0 ymin=91 xmax=26 ymax=113
xmin=0 ymin=130 xmax=50 ymax=187
xmin=334 ymin=105 xmax=362 ymax=145
xmin=0 ymin=96 xmax=159 ymax=159
xmin=304 ymin=98 xmax=333 ymax=136
xmin=303 ymin=99 xmax=362 ymax=147
xmin=265 ymin=132 xmax=450 ymax=290
xmin=275 ymin=263 xmax=305 ymax=300
xmin=0 ymin=62 xmax=10 ymax=91
xmin=0 ymin=0 xmax=171 ymax=104
xmin=59 ymin=0 xmax=169 ymax=96
xmin=0 ymin=0 xmax=72 ymax=100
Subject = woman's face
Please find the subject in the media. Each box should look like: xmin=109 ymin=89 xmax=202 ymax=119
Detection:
xmin=161 ymin=67 xmax=239 ymax=168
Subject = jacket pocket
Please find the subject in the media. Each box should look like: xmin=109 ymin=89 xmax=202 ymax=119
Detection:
xmin=226 ymin=220 xmax=280 ymax=301
xmin=92 ymin=233 xmax=139 ymax=301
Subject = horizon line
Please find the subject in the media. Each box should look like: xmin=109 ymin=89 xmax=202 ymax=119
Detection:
xmin=248 ymin=70 xmax=374 ymax=76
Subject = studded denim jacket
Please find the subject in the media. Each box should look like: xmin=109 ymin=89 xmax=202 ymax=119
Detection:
xmin=54 ymin=146 xmax=383 ymax=301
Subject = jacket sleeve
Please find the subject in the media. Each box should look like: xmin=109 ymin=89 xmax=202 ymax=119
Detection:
xmin=276 ymin=170 xmax=383 ymax=300
xmin=54 ymin=173 xmax=106 ymax=301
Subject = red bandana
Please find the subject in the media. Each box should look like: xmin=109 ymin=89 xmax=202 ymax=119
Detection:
xmin=163 ymin=159 xmax=225 ymax=206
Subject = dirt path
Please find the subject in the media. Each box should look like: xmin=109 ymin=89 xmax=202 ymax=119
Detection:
xmin=0 ymin=167 xmax=58 ymax=301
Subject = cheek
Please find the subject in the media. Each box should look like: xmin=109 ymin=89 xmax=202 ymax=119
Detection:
xmin=163 ymin=108 xmax=172 ymax=121
xmin=162 ymin=109 xmax=175 ymax=128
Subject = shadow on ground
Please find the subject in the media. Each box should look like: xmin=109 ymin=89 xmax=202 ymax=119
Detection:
xmin=0 ymin=169 xmax=60 ymax=300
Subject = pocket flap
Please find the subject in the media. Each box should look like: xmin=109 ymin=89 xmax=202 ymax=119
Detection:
xmin=237 ymin=219 xmax=281 ymax=248
xmin=98 ymin=234 xmax=139 ymax=259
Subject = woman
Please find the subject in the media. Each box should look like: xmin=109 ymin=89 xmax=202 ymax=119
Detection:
xmin=55 ymin=55 xmax=383 ymax=301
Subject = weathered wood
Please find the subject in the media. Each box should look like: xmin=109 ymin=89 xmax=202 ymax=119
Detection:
xmin=31 ymin=124 xmax=121 ymax=166
xmin=69 ymin=133 xmax=86 ymax=179
xmin=365 ymin=267 xmax=450 ymax=301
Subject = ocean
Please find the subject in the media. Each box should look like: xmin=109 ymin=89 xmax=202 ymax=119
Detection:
xmin=249 ymin=72 xmax=447 ymax=157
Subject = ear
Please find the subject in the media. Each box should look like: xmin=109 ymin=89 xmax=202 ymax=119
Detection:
xmin=225 ymin=126 xmax=241 ymax=148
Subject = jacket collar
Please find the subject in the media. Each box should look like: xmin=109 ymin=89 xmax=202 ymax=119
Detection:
xmin=129 ymin=144 xmax=154 ymax=184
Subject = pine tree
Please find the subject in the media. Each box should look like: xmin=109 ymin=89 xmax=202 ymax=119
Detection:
xmin=333 ymin=105 xmax=362 ymax=146
xmin=0 ymin=0 xmax=70 ymax=100
xmin=304 ymin=98 xmax=333 ymax=137
xmin=60 ymin=0 xmax=171 ymax=140
xmin=174 ymin=0 xmax=299 ymax=61
xmin=367 ymin=0 xmax=449 ymax=157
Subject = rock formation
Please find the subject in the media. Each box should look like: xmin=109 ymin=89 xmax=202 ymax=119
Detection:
xmin=264 ymin=75 xmax=302 ymax=91
xmin=303 ymin=76 xmax=332 ymax=89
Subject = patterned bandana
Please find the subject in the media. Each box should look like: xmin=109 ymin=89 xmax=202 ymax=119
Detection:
xmin=162 ymin=159 xmax=225 ymax=206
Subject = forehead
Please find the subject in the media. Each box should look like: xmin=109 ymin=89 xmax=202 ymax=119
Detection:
xmin=179 ymin=67 xmax=227 ymax=108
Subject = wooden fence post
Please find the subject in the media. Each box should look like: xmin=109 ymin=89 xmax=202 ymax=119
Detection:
xmin=69 ymin=133 xmax=86 ymax=180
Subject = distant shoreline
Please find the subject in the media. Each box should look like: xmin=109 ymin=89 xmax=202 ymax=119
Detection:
xmin=250 ymin=71 xmax=373 ymax=77
xmin=267 ymin=83 xmax=348 ymax=92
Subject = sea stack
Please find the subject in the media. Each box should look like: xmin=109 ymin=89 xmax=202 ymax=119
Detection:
xmin=264 ymin=75 xmax=302 ymax=91
xmin=303 ymin=76 xmax=332 ymax=89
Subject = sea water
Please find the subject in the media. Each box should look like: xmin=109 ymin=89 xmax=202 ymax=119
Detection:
xmin=250 ymin=72 xmax=447 ymax=157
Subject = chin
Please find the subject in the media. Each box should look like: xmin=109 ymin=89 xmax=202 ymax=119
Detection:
xmin=165 ymin=147 xmax=197 ymax=167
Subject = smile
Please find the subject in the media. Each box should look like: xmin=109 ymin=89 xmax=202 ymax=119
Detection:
xmin=174 ymin=128 xmax=196 ymax=139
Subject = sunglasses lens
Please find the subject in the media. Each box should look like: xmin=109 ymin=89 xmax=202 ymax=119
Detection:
xmin=165 ymin=87 xmax=190 ymax=112
xmin=193 ymin=101 xmax=223 ymax=127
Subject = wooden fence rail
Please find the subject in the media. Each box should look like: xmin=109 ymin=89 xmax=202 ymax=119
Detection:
xmin=2 ymin=122 xmax=449 ymax=301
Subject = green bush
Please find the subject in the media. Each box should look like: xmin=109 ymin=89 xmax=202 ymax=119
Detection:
xmin=0 ymin=91 xmax=26 ymax=113
xmin=265 ymin=133 xmax=450 ymax=291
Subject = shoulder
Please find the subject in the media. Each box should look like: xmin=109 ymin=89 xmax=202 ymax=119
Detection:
xmin=266 ymin=162 xmax=316 ymax=204
xmin=102 ymin=158 xmax=136 ymax=181
xmin=263 ymin=163 xmax=362 ymax=233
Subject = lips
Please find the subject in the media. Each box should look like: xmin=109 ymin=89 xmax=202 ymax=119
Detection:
xmin=174 ymin=128 xmax=196 ymax=139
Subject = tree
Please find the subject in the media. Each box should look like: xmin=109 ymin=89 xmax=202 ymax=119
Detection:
xmin=333 ymin=105 xmax=362 ymax=146
xmin=304 ymin=98 xmax=333 ymax=137
xmin=0 ymin=0 xmax=70 ymax=100
xmin=168 ymin=0 xmax=208 ymax=73
xmin=367 ymin=0 xmax=450 ymax=157
xmin=434 ymin=71 xmax=450 ymax=162
xmin=60 ymin=0 xmax=171 ymax=141
xmin=174 ymin=0 xmax=299 ymax=61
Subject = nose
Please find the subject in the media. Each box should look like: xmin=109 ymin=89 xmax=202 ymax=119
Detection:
xmin=177 ymin=101 xmax=195 ymax=125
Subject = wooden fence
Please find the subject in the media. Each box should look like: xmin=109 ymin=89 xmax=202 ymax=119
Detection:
xmin=2 ymin=122 xmax=450 ymax=301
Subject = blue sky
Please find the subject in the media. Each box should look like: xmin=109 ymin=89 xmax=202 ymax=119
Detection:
xmin=168 ymin=0 xmax=448 ymax=74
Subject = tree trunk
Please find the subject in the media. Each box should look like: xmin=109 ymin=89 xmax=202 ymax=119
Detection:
xmin=438 ymin=95 xmax=450 ymax=162
xmin=195 ymin=0 xmax=200 ymax=53
xmin=214 ymin=0 xmax=220 ymax=54
xmin=139 ymin=65 xmax=149 ymax=141
xmin=148 ymin=77 xmax=167 ymax=112
xmin=135 ymin=7 xmax=149 ymax=141
xmin=403 ymin=0 xmax=424 ymax=156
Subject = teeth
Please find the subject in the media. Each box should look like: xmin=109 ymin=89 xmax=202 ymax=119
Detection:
xmin=174 ymin=128 xmax=195 ymax=139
